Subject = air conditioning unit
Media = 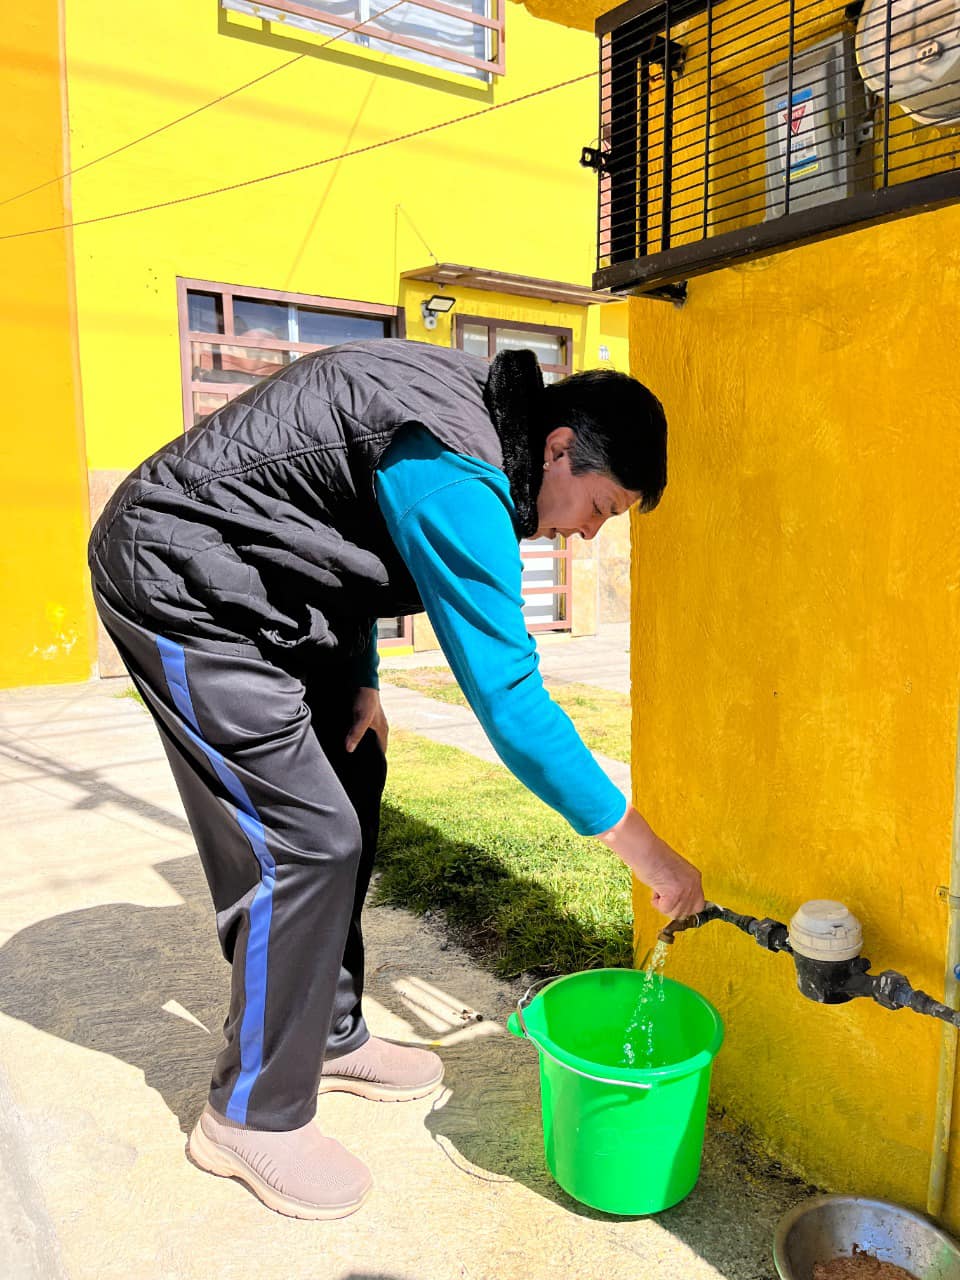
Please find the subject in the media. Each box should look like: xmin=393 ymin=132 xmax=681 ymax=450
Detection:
xmin=856 ymin=0 xmax=960 ymax=126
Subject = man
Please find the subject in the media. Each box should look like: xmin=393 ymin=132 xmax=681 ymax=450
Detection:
xmin=89 ymin=338 xmax=705 ymax=1219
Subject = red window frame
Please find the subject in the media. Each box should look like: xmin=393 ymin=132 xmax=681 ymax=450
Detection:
xmin=177 ymin=277 xmax=404 ymax=431
xmin=224 ymin=0 xmax=505 ymax=79
xmin=176 ymin=277 xmax=412 ymax=647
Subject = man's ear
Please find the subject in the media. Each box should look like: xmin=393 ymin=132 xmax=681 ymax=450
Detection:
xmin=543 ymin=426 xmax=575 ymax=463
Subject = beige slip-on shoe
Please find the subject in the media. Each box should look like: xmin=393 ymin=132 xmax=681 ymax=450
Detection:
xmin=319 ymin=1036 xmax=444 ymax=1102
xmin=187 ymin=1104 xmax=371 ymax=1220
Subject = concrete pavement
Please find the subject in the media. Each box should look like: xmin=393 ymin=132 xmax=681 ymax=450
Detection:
xmin=378 ymin=620 xmax=632 ymax=790
xmin=0 ymin=630 xmax=815 ymax=1280
xmin=380 ymin=621 xmax=633 ymax=693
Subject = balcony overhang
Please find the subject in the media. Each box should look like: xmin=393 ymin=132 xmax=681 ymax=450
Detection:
xmin=400 ymin=263 xmax=620 ymax=306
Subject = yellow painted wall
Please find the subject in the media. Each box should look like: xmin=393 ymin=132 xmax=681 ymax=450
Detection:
xmin=514 ymin=0 xmax=599 ymax=31
xmin=517 ymin=0 xmax=960 ymax=1215
xmin=0 ymin=0 xmax=628 ymax=681
xmin=39 ymin=0 xmax=606 ymax=474
xmin=629 ymin=203 xmax=960 ymax=1219
xmin=0 ymin=3 xmax=94 ymax=686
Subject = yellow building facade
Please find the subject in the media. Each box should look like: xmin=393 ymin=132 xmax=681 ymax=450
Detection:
xmin=529 ymin=0 xmax=960 ymax=1229
xmin=0 ymin=5 xmax=92 ymax=687
xmin=1 ymin=0 xmax=629 ymax=685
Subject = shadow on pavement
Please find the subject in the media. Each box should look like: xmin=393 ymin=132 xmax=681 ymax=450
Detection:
xmin=423 ymin=1029 xmax=816 ymax=1275
xmin=0 ymin=838 xmax=815 ymax=1279
xmin=0 ymin=730 xmax=193 ymax=838
xmin=0 ymin=854 xmax=225 ymax=1134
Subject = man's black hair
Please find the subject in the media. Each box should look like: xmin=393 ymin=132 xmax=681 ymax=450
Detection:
xmin=540 ymin=368 xmax=667 ymax=513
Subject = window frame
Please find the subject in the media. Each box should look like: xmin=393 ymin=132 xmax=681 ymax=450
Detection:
xmin=176 ymin=277 xmax=411 ymax=648
xmin=453 ymin=313 xmax=575 ymax=633
xmin=177 ymin=277 xmax=405 ymax=433
xmin=453 ymin=313 xmax=574 ymax=381
xmin=222 ymin=0 xmax=505 ymax=80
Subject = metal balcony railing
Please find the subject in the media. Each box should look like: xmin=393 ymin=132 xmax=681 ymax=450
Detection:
xmin=590 ymin=0 xmax=960 ymax=296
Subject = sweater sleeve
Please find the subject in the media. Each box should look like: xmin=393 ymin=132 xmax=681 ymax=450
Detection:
xmin=375 ymin=426 xmax=627 ymax=837
xmin=350 ymin=621 xmax=380 ymax=690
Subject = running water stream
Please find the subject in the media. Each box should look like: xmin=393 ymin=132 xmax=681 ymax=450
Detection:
xmin=621 ymin=939 xmax=671 ymax=1067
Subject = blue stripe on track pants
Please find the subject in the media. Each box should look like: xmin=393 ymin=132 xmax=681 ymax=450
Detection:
xmin=92 ymin=584 xmax=386 ymax=1131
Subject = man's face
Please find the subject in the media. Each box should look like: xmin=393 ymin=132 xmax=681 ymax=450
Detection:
xmin=534 ymin=427 xmax=639 ymax=541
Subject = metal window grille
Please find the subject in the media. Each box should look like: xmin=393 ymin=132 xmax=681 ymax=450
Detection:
xmin=592 ymin=0 xmax=960 ymax=295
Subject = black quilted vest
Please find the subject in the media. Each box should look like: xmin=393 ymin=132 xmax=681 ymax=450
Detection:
xmin=89 ymin=339 xmax=546 ymax=659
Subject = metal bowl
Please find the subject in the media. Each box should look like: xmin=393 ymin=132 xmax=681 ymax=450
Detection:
xmin=774 ymin=1195 xmax=960 ymax=1280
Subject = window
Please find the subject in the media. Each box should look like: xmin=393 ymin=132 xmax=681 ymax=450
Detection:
xmin=457 ymin=318 xmax=571 ymax=385
xmin=177 ymin=278 xmax=412 ymax=645
xmin=454 ymin=315 xmax=574 ymax=632
xmin=178 ymin=279 xmax=402 ymax=428
xmin=221 ymin=0 xmax=503 ymax=81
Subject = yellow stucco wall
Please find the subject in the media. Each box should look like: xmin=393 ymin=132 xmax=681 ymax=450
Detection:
xmin=513 ymin=0 xmax=598 ymax=32
xmin=45 ymin=0 xmax=605 ymax=475
xmin=0 ymin=3 xmax=94 ymax=686
xmin=1 ymin=0 xmax=631 ymax=683
xmin=519 ymin=0 xmax=960 ymax=1216
xmin=629 ymin=204 xmax=960 ymax=1219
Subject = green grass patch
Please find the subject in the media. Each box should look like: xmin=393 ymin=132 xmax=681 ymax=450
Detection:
xmin=381 ymin=667 xmax=631 ymax=764
xmin=381 ymin=667 xmax=467 ymax=707
xmin=121 ymin=675 xmax=631 ymax=978
xmin=377 ymin=730 xmax=633 ymax=977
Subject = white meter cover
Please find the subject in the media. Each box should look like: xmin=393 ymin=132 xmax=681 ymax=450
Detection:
xmin=788 ymin=900 xmax=864 ymax=962
xmin=856 ymin=0 xmax=960 ymax=125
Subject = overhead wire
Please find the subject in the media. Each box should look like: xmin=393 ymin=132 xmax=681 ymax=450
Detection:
xmin=396 ymin=203 xmax=439 ymax=264
xmin=0 ymin=0 xmax=408 ymax=212
xmin=0 ymin=70 xmax=596 ymax=242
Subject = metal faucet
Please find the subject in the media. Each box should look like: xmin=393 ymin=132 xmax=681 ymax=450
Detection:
xmin=658 ymin=899 xmax=960 ymax=1029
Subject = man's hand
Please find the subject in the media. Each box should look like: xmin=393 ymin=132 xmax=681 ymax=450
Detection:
xmin=643 ymin=839 xmax=705 ymax=920
xmin=345 ymin=687 xmax=389 ymax=755
xmin=597 ymin=805 xmax=705 ymax=920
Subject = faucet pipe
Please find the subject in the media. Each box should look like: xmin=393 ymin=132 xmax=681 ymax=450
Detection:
xmin=656 ymin=900 xmax=960 ymax=1029
xmin=927 ymin=688 xmax=960 ymax=1218
xmin=658 ymin=901 xmax=792 ymax=954
xmin=843 ymin=967 xmax=960 ymax=1030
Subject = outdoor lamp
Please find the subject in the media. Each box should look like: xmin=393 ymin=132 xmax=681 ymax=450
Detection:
xmin=420 ymin=294 xmax=457 ymax=330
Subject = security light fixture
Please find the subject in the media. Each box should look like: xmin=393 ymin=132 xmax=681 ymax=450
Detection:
xmin=420 ymin=294 xmax=457 ymax=329
xmin=580 ymin=145 xmax=610 ymax=173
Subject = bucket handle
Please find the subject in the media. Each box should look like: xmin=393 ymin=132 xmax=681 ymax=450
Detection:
xmin=515 ymin=977 xmax=654 ymax=1091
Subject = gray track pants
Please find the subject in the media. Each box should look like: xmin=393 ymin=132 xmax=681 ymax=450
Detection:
xmin=92 ymin=583 xmax=386 ymax=1131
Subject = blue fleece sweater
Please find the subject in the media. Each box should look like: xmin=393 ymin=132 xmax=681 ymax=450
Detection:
xmin=368 ymin=425 xmax=627 ymax=838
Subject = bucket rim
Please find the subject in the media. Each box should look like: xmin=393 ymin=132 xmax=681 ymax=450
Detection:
xmin=519 ymin=967 xmax=724 ymax=1087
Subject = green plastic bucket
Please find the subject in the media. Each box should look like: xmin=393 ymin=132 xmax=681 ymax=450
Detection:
xmin=507 ymin=968 xmax=724 ymax=1215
